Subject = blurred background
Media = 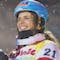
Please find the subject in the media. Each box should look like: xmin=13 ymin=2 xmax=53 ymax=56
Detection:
xmin=0 ymin=0 xmax=60 ymax=52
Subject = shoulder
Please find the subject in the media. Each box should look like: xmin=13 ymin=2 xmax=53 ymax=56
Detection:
xmin=36 ymin=39 xmax=57 ymax=50
xmin=37 ymin=40 xmax=60 ymax=60
xmin=41 ymin=40 xmax=59 ymax=51
xmin=43 ymin=40 xmax=57 ymax=50
xmin=38 ymin=40 xmax=56 ymax=48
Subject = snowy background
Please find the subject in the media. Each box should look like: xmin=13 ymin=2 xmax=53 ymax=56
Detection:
xmin=0 ymin=0 xmax=60 ymax=52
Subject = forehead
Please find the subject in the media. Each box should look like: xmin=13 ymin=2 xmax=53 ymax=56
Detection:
xmin=18 ymin=11 xmax=33 ymax=17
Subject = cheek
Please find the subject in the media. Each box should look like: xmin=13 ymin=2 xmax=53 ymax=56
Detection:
xmin=28 ymin=21 xmax=35 ymax=28
xmin=17 ymin=20 xmax=35 ymax=30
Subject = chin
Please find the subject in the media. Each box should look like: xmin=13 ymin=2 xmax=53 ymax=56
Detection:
xmin=19 ymin=29 xmax=29 ymax=32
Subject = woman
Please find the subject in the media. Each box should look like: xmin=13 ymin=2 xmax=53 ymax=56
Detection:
xmin=9 ymin=0 xmax=60 ymax=60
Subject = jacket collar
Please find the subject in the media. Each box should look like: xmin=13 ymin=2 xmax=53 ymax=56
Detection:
xmin=16 ymin=33 xmax=45 ymax=45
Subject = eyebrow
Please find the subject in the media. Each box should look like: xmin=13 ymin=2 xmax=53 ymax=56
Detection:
xmin=18 ymin=15 xmax=33 ymax=18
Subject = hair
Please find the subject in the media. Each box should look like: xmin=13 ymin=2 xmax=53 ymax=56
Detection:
xmin=44 ymin=31 xmax=60 ymax=48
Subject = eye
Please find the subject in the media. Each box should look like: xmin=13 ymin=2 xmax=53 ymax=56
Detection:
xmin=25 ymin=17 xmax=30 ymax=19
xmin=24 ymin=16 xmax=31 ymax=20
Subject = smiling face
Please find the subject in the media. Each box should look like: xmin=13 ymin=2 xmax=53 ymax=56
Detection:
xmin=17 ymin=11 xmax=36 ymax=32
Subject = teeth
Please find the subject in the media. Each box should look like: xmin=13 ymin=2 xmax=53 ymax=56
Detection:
xmin=19 ymin=27 xmax=27 ymax=31
xmin=21 ymin=26 xmax=26 ymax=29
xmin=21 ymin=27 xmax=25 ymax=29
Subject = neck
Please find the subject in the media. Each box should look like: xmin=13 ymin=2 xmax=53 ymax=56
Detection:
xmin=17 ymin=30 xmax=36 ymax=39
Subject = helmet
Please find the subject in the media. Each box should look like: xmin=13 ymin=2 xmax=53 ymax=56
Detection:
xmin=14 ymin=0 xmax=48 ymax=22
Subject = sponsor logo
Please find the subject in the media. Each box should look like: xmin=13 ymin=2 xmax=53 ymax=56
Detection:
xmin=19 ymin=4 xmax=28 ymax=6
xmin=19 ymin=2 xmax=29 ymax=6
xmin=19 ymin=48 xmax=36 ymax=56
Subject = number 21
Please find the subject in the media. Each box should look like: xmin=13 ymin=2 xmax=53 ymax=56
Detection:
xmin=44 ymin=48 xmax=56 ymax=58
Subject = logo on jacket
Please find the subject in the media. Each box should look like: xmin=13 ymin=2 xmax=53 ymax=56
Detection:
xmin=19 ymin=48 xmax=36 ymax=56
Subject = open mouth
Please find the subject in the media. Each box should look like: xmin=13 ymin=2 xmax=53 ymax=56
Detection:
xmin=20 ymin=26 xmax=27 ymax=29
xmin=18 ymin=25 xmax=28 ymax=31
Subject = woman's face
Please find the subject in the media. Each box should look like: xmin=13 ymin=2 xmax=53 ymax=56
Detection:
xmin=17 ymin=11 xmax=35 ymax=32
